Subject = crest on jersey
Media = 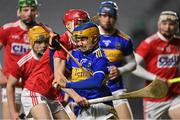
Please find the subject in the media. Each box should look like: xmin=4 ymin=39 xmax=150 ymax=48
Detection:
xmin=102 ymin=40 xmax=111 ymax=47
xmin=115 ymin=43 xmax=121 ymax=49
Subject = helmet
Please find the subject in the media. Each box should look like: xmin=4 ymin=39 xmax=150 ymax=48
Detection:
xmin=28 ymin=26 xmax=49 ymax=46
xmin=158 ymin=11 xmax=179 ymax=34
xmin=73 ymin=22 xmax=99 ymax=52
xmin=98 ymin=1 xmax=118 ymax=17
xmin=158 ymin=11 xmax=179 ymax=24
xmin=18 ymin=0 xmax=38 ymax=9
xmin=63 ymin=9 xmax=90 ymax=32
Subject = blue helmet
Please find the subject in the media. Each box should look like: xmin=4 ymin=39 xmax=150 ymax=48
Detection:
xmin=98 ymin=1 xmax=118 ymax=17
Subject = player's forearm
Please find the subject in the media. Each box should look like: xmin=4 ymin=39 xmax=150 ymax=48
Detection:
xmin=61 ymin=88 xmax=81 ymax=101
xmin=118 ymin=54 xmax=137 ymax=74
xmin=132 ymin=53 xmax=156 ymax=81
xmin=6 ymin=82 xmax=17 ymax=115
xmin=132 ymin=65 xmax=156 ymax=81
xmin=0 ymin=69 xmax=7 ymax=85
xmin=53 ymin=58 xmax=66 ymax=81
xmin=66 ymin=72 xmax=105 ymax=89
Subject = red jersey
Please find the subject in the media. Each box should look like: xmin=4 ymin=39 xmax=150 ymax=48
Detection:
xmin=10 ymin=50 xmax=39 ymax=87
xmin=136 ymin=32 xmax=180 ymax=102
xmin=0 ymin=20 xmax=31 ymax=78
xmin=24 ymin=31 xmax=75 ymax=100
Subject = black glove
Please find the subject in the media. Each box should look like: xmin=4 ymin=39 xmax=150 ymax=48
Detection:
xmin=49 ymin=33 xmax=61 ymax=50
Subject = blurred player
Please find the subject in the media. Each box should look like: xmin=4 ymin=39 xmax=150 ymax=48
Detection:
xmin=97 ymin=1 xmax=136 ymax=119
xmin=6 ymin=26 xmax=49 ymax=119
xmin=0 ymin=0 xmax=39 ymax=118
xmin=133 ymin=11 xmax=180 ymax=119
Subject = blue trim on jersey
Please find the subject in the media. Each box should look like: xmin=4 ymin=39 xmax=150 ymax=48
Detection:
xmin=49 ymin=49 xmax=55 ymax=72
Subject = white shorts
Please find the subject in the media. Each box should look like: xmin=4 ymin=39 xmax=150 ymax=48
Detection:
xmin=144 ymin=95 xmax=180 ymax=120
xmin=112 ymin=89 xmax=129 ymax=107
xmin=1 ymin=87 xmax=22 ymax=103
xmin=77 ymin=103 xmax=116 ymax=120
xmin=21 ymin=88 xmax=64 ymax=118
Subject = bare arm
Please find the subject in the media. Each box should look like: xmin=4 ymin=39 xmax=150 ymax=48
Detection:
xmin=132 ymin=53 xmax=157 ymax=81
xmin=6 ymin=74 xmax=19 ymax=119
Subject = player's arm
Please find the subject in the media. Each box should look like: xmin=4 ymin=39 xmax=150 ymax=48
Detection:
xmin=53 ymin=59 xmax=89 ymax=105
xmin=109 ymin=53 xmax=137 ymax=80
xmin=132 ymin=53 xmax=157 ymax=81
xmin=62 ymin=58 xmax=108 ymax=89
xmin=0 ymin=63 xmax=7 ymax=85
xmin=6 ymin=74 xmax=19 ymax=119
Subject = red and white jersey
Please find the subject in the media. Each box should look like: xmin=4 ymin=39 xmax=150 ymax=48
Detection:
xmin=136 ymin=32 xmax=180 ymax=102
xmin=0 ymin=20 xmax=31 ymax=78
xmin=10 ymin=50 xmax=39 ymax=87
xmin=24 ymin=31 xmax=75 ymax=100
xmin=24 ymin=49 xmax=60 ymax=100
xmin=54 ymin=31 xmax=75 ymax=60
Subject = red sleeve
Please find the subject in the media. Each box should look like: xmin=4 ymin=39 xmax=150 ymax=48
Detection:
xmin=0 ymin=27 xmax=8 ymax=46
xmin=54 ymin=32 xmax=69 ymax=60
xmin=10 ymin=62 xmax=21 ymax=79
xmin=136 ymin=40 xmax=151 ymax=59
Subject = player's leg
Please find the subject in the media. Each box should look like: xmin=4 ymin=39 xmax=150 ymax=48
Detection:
xmin=47 ymin=98 xmax=70 ymax=119
xmin=168 ymin=95 xmax=180 ymax=119
xmin=30 ymin=103 xmax=53 ymax=119
xmin=112 ymin=89 xmax=133 ymax=119
xmin=21 ymin=88 xmax=53 ymax=119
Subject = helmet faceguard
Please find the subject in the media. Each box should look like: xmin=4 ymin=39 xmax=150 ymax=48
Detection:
xmin=72 ymin=22 xmax=99 ymax=52
xmin=63 ymin=9 xmax=90 ymax=32
xmin=28 ymin=26 xmax=49 ymax=46
xmin=98 ymin=1 xmax=118 ymax=18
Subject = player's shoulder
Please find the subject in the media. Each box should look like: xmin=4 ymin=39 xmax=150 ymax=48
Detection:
xmin=144 ymin=33 xmax=159 ymax=44
xmin=93 ymin=48 xmax=105 ymax=58
xmin=2 ymin=20 xmax=19 ymax=30
xmin=116 ymin=29 xmax=131 ymax=41
xmin=17 ymin=51 xmax=32 ymax=67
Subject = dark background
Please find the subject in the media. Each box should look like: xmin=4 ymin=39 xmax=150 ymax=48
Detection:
xmin=0 ymin=0 xmax=180 ymax=119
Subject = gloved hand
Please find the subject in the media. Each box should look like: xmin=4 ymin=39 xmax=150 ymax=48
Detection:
xmin=49 ymin=32 xmax=61 ymax=50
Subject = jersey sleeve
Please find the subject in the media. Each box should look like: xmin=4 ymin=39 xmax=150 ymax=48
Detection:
xmin=10 ymin=62 xmax=21 ymax=79
xmin=0 ymin=27 xmax=8 ymax=46
xmin=136 ymin=40 xmax=151 ymax=59
xmin=122 ymin=39 xmax=134 ymax=56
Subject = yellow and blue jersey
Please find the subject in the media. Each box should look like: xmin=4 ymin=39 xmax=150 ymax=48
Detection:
xmin=66 ymin=48 xmax=112 ymax=100
xmin=99 ymin=30 xmax=134 ymax=92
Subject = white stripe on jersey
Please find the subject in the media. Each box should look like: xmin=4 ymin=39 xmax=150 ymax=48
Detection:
xmin=17 ymin=52 xmax=32 ymax=67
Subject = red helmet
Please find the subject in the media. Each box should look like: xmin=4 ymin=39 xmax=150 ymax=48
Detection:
xmin=63 ymin=9 xmax=90 ymax=32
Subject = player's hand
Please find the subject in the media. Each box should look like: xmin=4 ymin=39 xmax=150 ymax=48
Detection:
xmin=52 ymin=77 xmax=68 ymax=89
xmin=49 ymin=32 xmax=61 ymax=50
xmin=74 ymin=96 xmax=89 ymax=107
xmin=109 ymin=66 xmax=120 ymax=80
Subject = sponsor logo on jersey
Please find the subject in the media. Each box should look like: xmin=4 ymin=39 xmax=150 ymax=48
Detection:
xmin=102 ymin=40 xmax=111 ymax=47
xmin=157 ymin=54 xmax=179 ymax=68
xmin=11 ymin=43 xmax=31 ymax=55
